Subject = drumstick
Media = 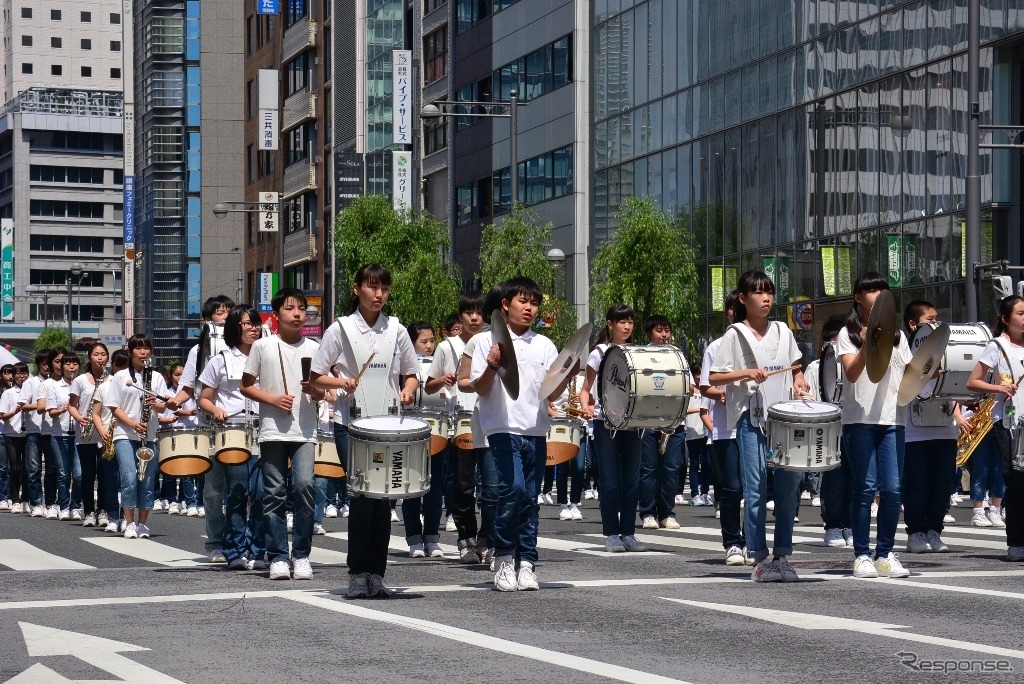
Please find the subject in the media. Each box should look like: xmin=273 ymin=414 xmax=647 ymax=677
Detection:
xmin=354 ymin=351 xmax=378 ymax=383
xmin=762 ymin=364 xmax=802 ymax=380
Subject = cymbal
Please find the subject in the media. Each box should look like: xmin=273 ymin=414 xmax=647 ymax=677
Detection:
xmin=897 ymin=323 xmax=950 ymax=406
xmin=490 ymin=309 xmax=520 ymax=400
xmin=865 ymin=289 xmax=899 ymax=383
xmin=539 ymin=322 xmax=592 ymax=400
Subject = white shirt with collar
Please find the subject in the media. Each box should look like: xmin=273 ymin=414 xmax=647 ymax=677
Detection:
xmin=199 ymin=347 xmax=259 ymax=419
xmin=45 ymin=377 xmax=74 ymax=435
xmin=19 ymin=375 xmax=43 ymax=434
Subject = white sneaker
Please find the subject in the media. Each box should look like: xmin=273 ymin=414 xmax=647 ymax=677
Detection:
xmin=583 ymin=488 xmax=595 ymax=500
xmin=493 ymin=556 xmax=517 ymax=592
xmin=123 ymin=522 xmax=138 ymax=539
xmin=197 ymin=506 xmax=206 ymax=518
xmin=292 ymin=557 xmax=313 ymax=580
xmin=0 ymin=500 xmax=8 ymax=511
xmin=543 ymin=493 xmax=554 ymax=505
xmin=167 ymin=502 xmax=180 ymax=515
xmin=801 ymin=491 xmax=811 ymax=501
xmin=186 ymin=506 xmax=199 ymax=517
xmin=425 ymin=542 xmax=444 ymax=558
xmin=97 ymin=510 xmax=109 ymax=526
xmin=9 ymin=502 xmax=21 ymax=514
xmin=641 ymin=515 xmax=659 ymax=530
xmin=104 ymin=521 xmax=119 ymax=534
xmin=137 ymin=524 xmax=150 ymax=539
xmin=906 ymin=532 xmax=932 ymax=553
xmin=31 ymin=505 xmax=45 ymax=517
xmin=766 ymin=500 xmax=775 ymax=512
xmin=287 ymin=512 xmax=294 ymax=531
xmin=442 ymin=514 xmax=454 ymax=531
xmin=152 ymin=499 xmax=164 ymax=511
xmin=853 ymin=554 xmax=878 ymax=578
xmin=342 ymin=504 xmax=350 ymax=518
xmin=811 ymin=496 xmax=821 ymax=507
xmin=325 ymin=504 xmax=339 ymax=518
xmin=559 ymin=504 xmax=572 ymax=521
xmin=479 ymin=547 xmax=494 ymax=566
xmin=943 ymin=513 xmax=956 ymax=524
xmin=875 ymin=552 xmax=910 ymax=578
xmin=987 ymin=509 xmax=1006 ymax=528
xmin=776 ymin=556 xmax=799 ymax=582
xmin=409 ymin=543 xmax=426 ymax=558
xmin=605 ymin=535 xmax=626 ymax=553
xmin=870 ymin=502 xmax=879 ymax=518
xmin=58 ymin=508 xmax=71 ymax=521
xmin=82 ymin=512 xmax=96 ymax=527
xmin=208 ymin=549 xmax=227 ymax=564
xmin=313 ymin=523 xmax=326 ymax=535
xmin=269 ymin=560 xmax=291 ymax=580
xmin=972 ymin=509 xmax=993 ymax=527
xmin=118 ymin=519 xmax=126 ymax=533
xmin=390 ymin=509 xmax=399 ymax=523
xmin=725 ymin=545 xmax=746 ymax=566
xmin=751 ymin=558 xmax=782 ymax=582
xmin=824 ymin=529 xmax=846 ymax=548
xmin=927 ymin=530 xmax=949 ymax=552
xmin=715 ymin=508 xmax=720 ymax=519
xmin=45 ymin=506 xmax=58 ymax=520
xmin=569 ymin=503 xmax=583 ymax=520
xmin=71 ymin=508 xmax=82 ymax=521
xmin=347 ymin=573 xmax=369 ymax=598
xmin=660 ymin=516 xmax=680 ymax=530
xmin=950 ymin=493 xmax=960 ymax=506
xmin=536 ymin=494 xmax=544 ymax=505
xmin=517 ymin=563 xmax=539 ymax=591
xmin=1008 ymin=546 xmax=1024 ymax=562
xmin=675 ymin=494 xmax=686 ymax=505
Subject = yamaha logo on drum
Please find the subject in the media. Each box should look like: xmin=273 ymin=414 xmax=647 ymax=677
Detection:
xmin=391 ymin=450 xmax=404 ymax=490
xmin=815 ymin=428 xmax=824 ymax=464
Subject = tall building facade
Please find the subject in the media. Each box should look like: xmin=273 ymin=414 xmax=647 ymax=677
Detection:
xmin=417 ymin=0 xmax=591 ymax=315
xmin=592 ymin=1 xmax=1024 ymax=355
xmin=131 ymin=0 xmax=245 ymax=361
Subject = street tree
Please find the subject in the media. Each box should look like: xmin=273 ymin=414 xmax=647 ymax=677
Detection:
xmin=591 ymin=196 xmax=699 ymax=355
xmin=32 ymin=327 xmax=73 ymax=360
xmin=334 ymin=195 xmax=462 ymax=328
xmin=478 ymin=206 xmax=577 ymax=347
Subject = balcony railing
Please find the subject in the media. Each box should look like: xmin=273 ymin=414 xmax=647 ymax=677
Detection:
xmin=282 ymin=89 xmax=316 ymax=132
xmin=283 ymin=18 xmax=317 ymax=63
xmin=282 ymin=161 xmax=316 ymax=199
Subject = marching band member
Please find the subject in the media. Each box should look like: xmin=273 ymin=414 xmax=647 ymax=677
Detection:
xmin=470 ymin=276 xmax=566 ymax=592
xmin=36 ymin=349 xmax=63 ymax=518
xmin=812 ymin=319 xmax=854 ymax=548
xmin=425 ymin=291 xmax=487 ymax=562
xmin=835 ymin=272 xmax=912 ymax=579
xmin=242 ymin=288 xmax=323 ymax=580
xmin=47 ymin=352 xmax=81 ymax=520
xmin=0 ymin=364 xmax=9 ymax=509
xmin=68 ymin=343 xmax=109 ymax=527
xmin=200 ymin=304 xmax=267 ymax=571
xmin=967 ymin=295 xmax=1024 ymax=561
xmin=0 ymin=363 xmax=29 ymax=513
xmin=158 ymin=364 xmax=200 ymax=516
xmin=310 ymin=264 xmax=418 ymax=598
xmin=709 ymin=271 xmax=809 ymax=583
xmin=93 ymin=350 xmax=130 ymax=532
xmin=579 ymin=304 xmax=647 ymax=554
xmin=901 ymin=301 xmax=957 ymax=554
xmin=19 ymin=351 xmax=50 ymax=517
xmin=107 ymin=335 xmax=168 ymax=539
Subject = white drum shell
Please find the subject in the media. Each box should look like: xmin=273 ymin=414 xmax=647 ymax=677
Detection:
xmin=415 ymin=357 xmax=450 ymax=412
xmin=213 ymin=422 xmax=254 ymax=465
xmin=766 ymin=401 xmax=842 ymax=472
xmin=599 ymin=345 xmax=691 ymax=430
xmin=314 ymin=430 xmax=344 ymax=478
xmin=912 ymin=322 xmax=991 ymax=400
xmin=348 ymin=416 xmax=431 ymax=499
xmin=403 ymin=408 xmax=450 ymax=456
xmin=157 ymin=426 xmax=213 ymax=477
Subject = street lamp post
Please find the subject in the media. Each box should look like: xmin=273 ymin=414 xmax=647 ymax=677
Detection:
xmin=24 ymin=285 xmax=49 ymax=328
xmin=213 ymin=200 xmax=293 ymax=288
xmin=421 ymin=90 xmax=524 ymax=209
xmin=66 ymin=262 xmax=84 ymax=343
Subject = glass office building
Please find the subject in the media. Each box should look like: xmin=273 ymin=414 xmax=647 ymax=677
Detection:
xmin=592 ymin=1 xmax=1024 ymax=355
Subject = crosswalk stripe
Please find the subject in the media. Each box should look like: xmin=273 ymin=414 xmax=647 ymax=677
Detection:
xmin=0 ymin=540 xmax=94 ymax=571
xmin=81 ymin=538 xmax=211 ymax=567
xmin=585 ymin=531 xmax=813 ymax=555
xmin=326 ymin=531 xmax=673 ymax=558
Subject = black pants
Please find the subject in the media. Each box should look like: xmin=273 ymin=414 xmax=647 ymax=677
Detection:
xmin=4 ymin=436 xmax=26 ymax=503
xmin=78 ymin=443 xmax=101 ymax=515
xmin=447 ymin=446 xmax=478 ymax=543
xmin=820 ymin=449 xmax=853 ymax=530
xmin=347 ymin=496 xmax=392 ymax=576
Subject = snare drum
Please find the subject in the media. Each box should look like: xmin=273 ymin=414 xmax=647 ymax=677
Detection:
xmin=347 ymin=416 xmax=431 ymax=499
xmin=765 ymin=400 xmax=842 ymax=472
xmin=404 ymin=408 xmax=449 ymax=455
xmin=599 ymin=345 xmax=691 ymax=430
xmin=213 ymin=421 xmax=254 ymax=465
xmin=546 ymin=418 xmax=584 ymax=466
xmin=415 ymin=356 xmax=450 ymax=412
xmin=157 ymin=426 xmax=213 ymax=477
xmin=314 ymin=430 xmax=345 ymax=478
xmin=818 ymin=342 xmax=845 ymax=404
xmin=912 ymin=322 xmax=992 ymax=400
xmin=453 ymin=410 xmax=475 ymax=451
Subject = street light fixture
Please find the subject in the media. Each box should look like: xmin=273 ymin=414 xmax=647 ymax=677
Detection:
xmin=421 ymin=90 xmax=525 ymax=209
xmin=212 ymin=200 xmax=295 ymax=286
xmin=67 ymin=262 xmax=85 ymax=343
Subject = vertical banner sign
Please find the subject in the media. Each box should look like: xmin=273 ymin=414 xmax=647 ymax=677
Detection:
xmin=392 ymin=50 xmax=412 ymax=145
xmin=1 ymin=220 xmax=13 ymax=320
xmin=821 ymin=245 xmax=853 ymax=296
xmin=258 ymin=69 xmax=279 ymax=151
xmin=886 ymin=233 xmax=902 ymax=288
xmin=392 ymin=151 xmax=412 ymax=210
xmin=122 ymin=0 xmax=136 ymax=338
xmin=762 ymin=255 xmax=790 ymax=303
xmin=821 ymin=246 xmax=836 ymax=296
xmin=835 ymin=246 xmax=852 ymax=295
xmin=710 ymin=266 xmax=738 ymax=312
xmin=258 ymin=272 xmax=279 ymax=313
xmin=257 ymin=0 xmax=280 ymax=13
xmin=259 ymin=192 xmax=280 ymax=232
xmin=903 ymin=233 xmax=920 ymax=286
xmin=334 ymin=151 xmax=364 ymax=210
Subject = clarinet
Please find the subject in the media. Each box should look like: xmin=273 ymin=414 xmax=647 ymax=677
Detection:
xmin=80 ymin=369 xmax=106 ymax=441
xmin=135 ymin=359 xmax=156 ymax=481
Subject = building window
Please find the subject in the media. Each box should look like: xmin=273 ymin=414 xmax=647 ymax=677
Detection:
xmin=285 ymin=52 xmax=310 ymax=95
xmin=21 ymin=8 xmax=31 ymax=19
xmin=247 ymin=144 xmax=255 ymax=183
xmin=424 ymin=27 xmax=447 ymax=84
xmin=490 ymin=34 xmax=573 ymax=103
xmin=81 ymin=11 xmax=92 ymax=22
xmin=21 ymin=63 xmax=32 ymax=74
xmin=50 ymin=9 xmax=61 ymax=20
xmin=425 ymin=0 xmax=447 ymax=13
xmin=246 ymin=79 xmax=255 ymax=120
xmin=81 ymin=66 xmax=92 ymax=77
xmin=457 ymin=144 xmax=573 ymax=224
xmin=81 ymin=39 xmax=91 ymax=50
xmin=110 ymin=12 xmax=120 ymax=24
xmin=51 ymin=64 xmax=62 ymax=76
xmin=424 ymin=117 xmax=446 ymax=155
xmin=110 ymin=40 xmax=121 ymax=51
xmin=51 ymin=37 xmax=62 ymax=48
xmin=286 ymin=0 xmax=309 ymax=27
xmin=246 ymin=15 xmax=254 ymax=55
xmin=21 ymin=35 xmax=31 ymax=46
xmin=111 ymin=68 xmax=121 ymax=79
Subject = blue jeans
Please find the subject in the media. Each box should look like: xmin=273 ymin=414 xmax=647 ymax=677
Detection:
xmin=223 ymin=459 xmax=265 ymax=562
xmin=685 ymin=438 xmax=711 ymax=496
xmin=261 ymin=440 xmax=315 ymax=563
xmin=970 ymin=430 xmax=1006 ymax=501
xmin=313 ymin=476 xmax=338 ymax=524
xmin=114 ymin=439 xmax=158 ymax=510
xmin=476 ymin=447 xmax=498 ymax=548
xmin=736 ymin=412 xmax=801 ymax=560
xmin=593 ymin=422 xmax=641 ymax=537
xmin=639 ymin=426 xmax=685 ymax=520
xmin=402 ymin=453 xmax=445 ymax=541
xmin=203 ymin=461 xmax=226 ymax=552
xmin=556 ymin=437 xmax=587 ymax=505
xmin=51 ymin=435 xmax=80 ymax=511
xmin=711 ymin=438 xmax=744 ymax=549
xmin=820 ymin=449 xmax=852 ymax=530
xmin=903 ymin=439 xmax=955 ymax=535
xmin=24 ymin=433 xmax=44 ymax=507
xmin=488 ymin=433 xmax=546 ymax=564
xmin=0 ymin=435 xmax=7 ymax=502
xmin=843 ymin=423 xmax=904 ymax=559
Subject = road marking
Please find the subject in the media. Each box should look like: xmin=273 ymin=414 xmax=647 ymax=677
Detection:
xmin=0 ymin=540 xmax=94 ymax=571
xmin=398 ymin=576 xmax=749 ymax=593
xmin=284 ymin=592 xmax=695 ymax=684
xmin=6 ymin=622 xmax=186 ymax=683
xmin=663 ymin=598 xmax=1024 ymax=660
xmin=81 ymin=538 xmax=211 ymax=567
xmin=583 ymin=532 xmax=810 ymax=555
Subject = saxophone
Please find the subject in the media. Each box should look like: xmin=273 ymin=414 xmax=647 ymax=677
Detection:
xmin=136 ymin=359 xmax=155 ymax=481
xmin=80 ymin=370 xmax=106 ymax=441
xmin=956 ymin=396 xmax=995 ymax=467
xmin=102 ymin=413 xmax=117 ymax=460
xmin=565 ymin=374 xmax=585 ymax=419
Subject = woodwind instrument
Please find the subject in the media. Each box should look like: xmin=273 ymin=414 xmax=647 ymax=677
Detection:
xmin=956 ymin=396 xmax=995 ymax=467
xmin=80 ymin=370 xmax=106 ymax=441
xmin=565 ymin=374 xmax=585 ymax=418
xmin=135 ymin=359 xmax=155 ymax=480
xmin=102 ymin=413 xmax=117 ymax=460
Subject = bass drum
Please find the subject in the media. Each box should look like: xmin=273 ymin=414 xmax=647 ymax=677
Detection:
xmin=912 ymin=322 xmax=992 ymax=400
xmin=598 ymin=345 xmax=690 ymax=430
xmin=818 ymin=342 xmax=844 ymax=404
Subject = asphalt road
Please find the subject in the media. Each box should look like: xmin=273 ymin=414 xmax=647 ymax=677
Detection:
xmin=1 ymin=495 xmax=1021 ymax=684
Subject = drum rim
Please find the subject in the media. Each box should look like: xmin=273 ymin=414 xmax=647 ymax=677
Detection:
xmin=349 ymin=425 xmax=432 ymax=440
xmin=767 ymin=403 xmax=842 ymax=422
xmin=157 ymin=426 xmax=209 ymax=433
